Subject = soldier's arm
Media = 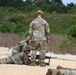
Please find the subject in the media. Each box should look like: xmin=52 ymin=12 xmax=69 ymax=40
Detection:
xmin=12 ymin=45 xmax=19 ymax=50
xmin=45 ymin=22 xmax=50 ymax=40
xmin=12 ymin=45 xmax=19 ymax=55
xmin=29 ymin=21 xmax=34 ymax=40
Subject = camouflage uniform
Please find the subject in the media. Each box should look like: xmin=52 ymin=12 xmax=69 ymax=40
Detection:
xmin=46 ymin=68 xmax=76 ymax=75
xmin=59 ymin=69 xmax=76 ymax=75
xmin=12 ymin=45 xmax=22 ymax=55
xmin=0 ymin=44 xmax=31 ymax=65
xmin=12 ymin=36 xmax=30 ymax=55
xmin=29 ymin=10 xmax=50 ymax=66
xmin=12 ymin=40 xmax=26 ymax=55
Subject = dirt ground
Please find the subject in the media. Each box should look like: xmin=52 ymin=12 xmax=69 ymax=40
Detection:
xmin=0 ymin=47 xmax=76 ymax=75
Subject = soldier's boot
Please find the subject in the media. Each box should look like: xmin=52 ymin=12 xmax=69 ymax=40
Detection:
xmin=29 ymin=61 xmax=36 ymax=66
xmin=40 ymin=62 xmax=46 ymax=67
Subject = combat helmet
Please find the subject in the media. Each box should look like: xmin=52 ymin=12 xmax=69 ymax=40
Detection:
xmin=36 ymin=10 xmax=43 ymax=15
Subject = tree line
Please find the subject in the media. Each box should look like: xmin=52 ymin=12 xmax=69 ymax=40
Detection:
xmin=0 ymin=0 xmax=76 ymax=14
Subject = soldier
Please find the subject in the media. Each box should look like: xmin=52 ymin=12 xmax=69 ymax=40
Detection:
xmin=0 ymin=43 xmax=32 ymax=65
xmin=29 ymin=10 xmax=50 ymax=67
xmin=12 ymin=36 xmax=30 ymax=55
xmin=12 ymin=41 xmax=25 ymax=55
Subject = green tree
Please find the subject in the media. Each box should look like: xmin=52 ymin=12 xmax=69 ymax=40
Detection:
xmin=13 ymin=0 xmax=24 ymax=7
xmin=33 ymin=0 xmax=51 ymax=6
xmin=67 ymin=2 xmax=75 ymax=10
xmin=25 ymin=0 xmax=33 ymax=5
xmin=0 ymin=0 xmax=10 ymax=6
xmin=67 ymin=25 xmax=76 ymax=39
xmin=41 ymin=3 xmax=66 ymax=13
xmin=67 ymin=5 xmax=76 ymax=14
xmin=0 ymin=0 xmax=24 ymax=7
xmin=51 ymin=0 xmax=63 ymax=4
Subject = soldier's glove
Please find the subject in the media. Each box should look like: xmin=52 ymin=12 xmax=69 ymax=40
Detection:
xmin=29 ymin=40 xmax=32 ymax=44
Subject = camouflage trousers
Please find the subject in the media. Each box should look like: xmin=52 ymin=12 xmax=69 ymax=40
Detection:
xmin=0 ymin=56 xmax=13 ymax=64
xmin=31 ymin=40 xmax=47 ymax=63
xmin=0 ymin=52 xmax=29 ymax=65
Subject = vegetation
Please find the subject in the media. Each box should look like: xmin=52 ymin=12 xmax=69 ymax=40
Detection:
xmin=0 ymin=6 xmax=76 ymax=36
xmin=67 ymin=25 xmax=76 ymax=39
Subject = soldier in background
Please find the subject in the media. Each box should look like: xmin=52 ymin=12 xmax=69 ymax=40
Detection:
xmin=29 ymin=10 xmax=50 ymax=67
xmin=0 ymin=43 xmax=32 ymax=65
xmin=12 ymin=40 xmax=26 ymax=55
xmin=12 ymin=36 xmax=30 ymax=55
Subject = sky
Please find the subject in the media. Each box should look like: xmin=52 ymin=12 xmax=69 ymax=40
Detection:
xmin=62 ymin=0 xmax=76 ymax=5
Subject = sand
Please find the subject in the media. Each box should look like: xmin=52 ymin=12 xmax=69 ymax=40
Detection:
xmin=0 ymin=47 xmax=76 ymax=75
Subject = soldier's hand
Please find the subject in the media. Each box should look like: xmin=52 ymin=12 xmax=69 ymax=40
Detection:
xmin=29 ymin=40 xmax=32 ymax=44
xmin=46 ymin=40 xmax=50 ymax=44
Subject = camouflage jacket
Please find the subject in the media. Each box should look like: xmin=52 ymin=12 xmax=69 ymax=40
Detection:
xmin=29 ymin=17 xmax=50 ymax=41
xmin=12 ymin=45 xmax=23 ymax=55
xmin=12 ymin=39 xmax=27 ymax=55
xmin=11 ymin=51 xmax=29 ymax=65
